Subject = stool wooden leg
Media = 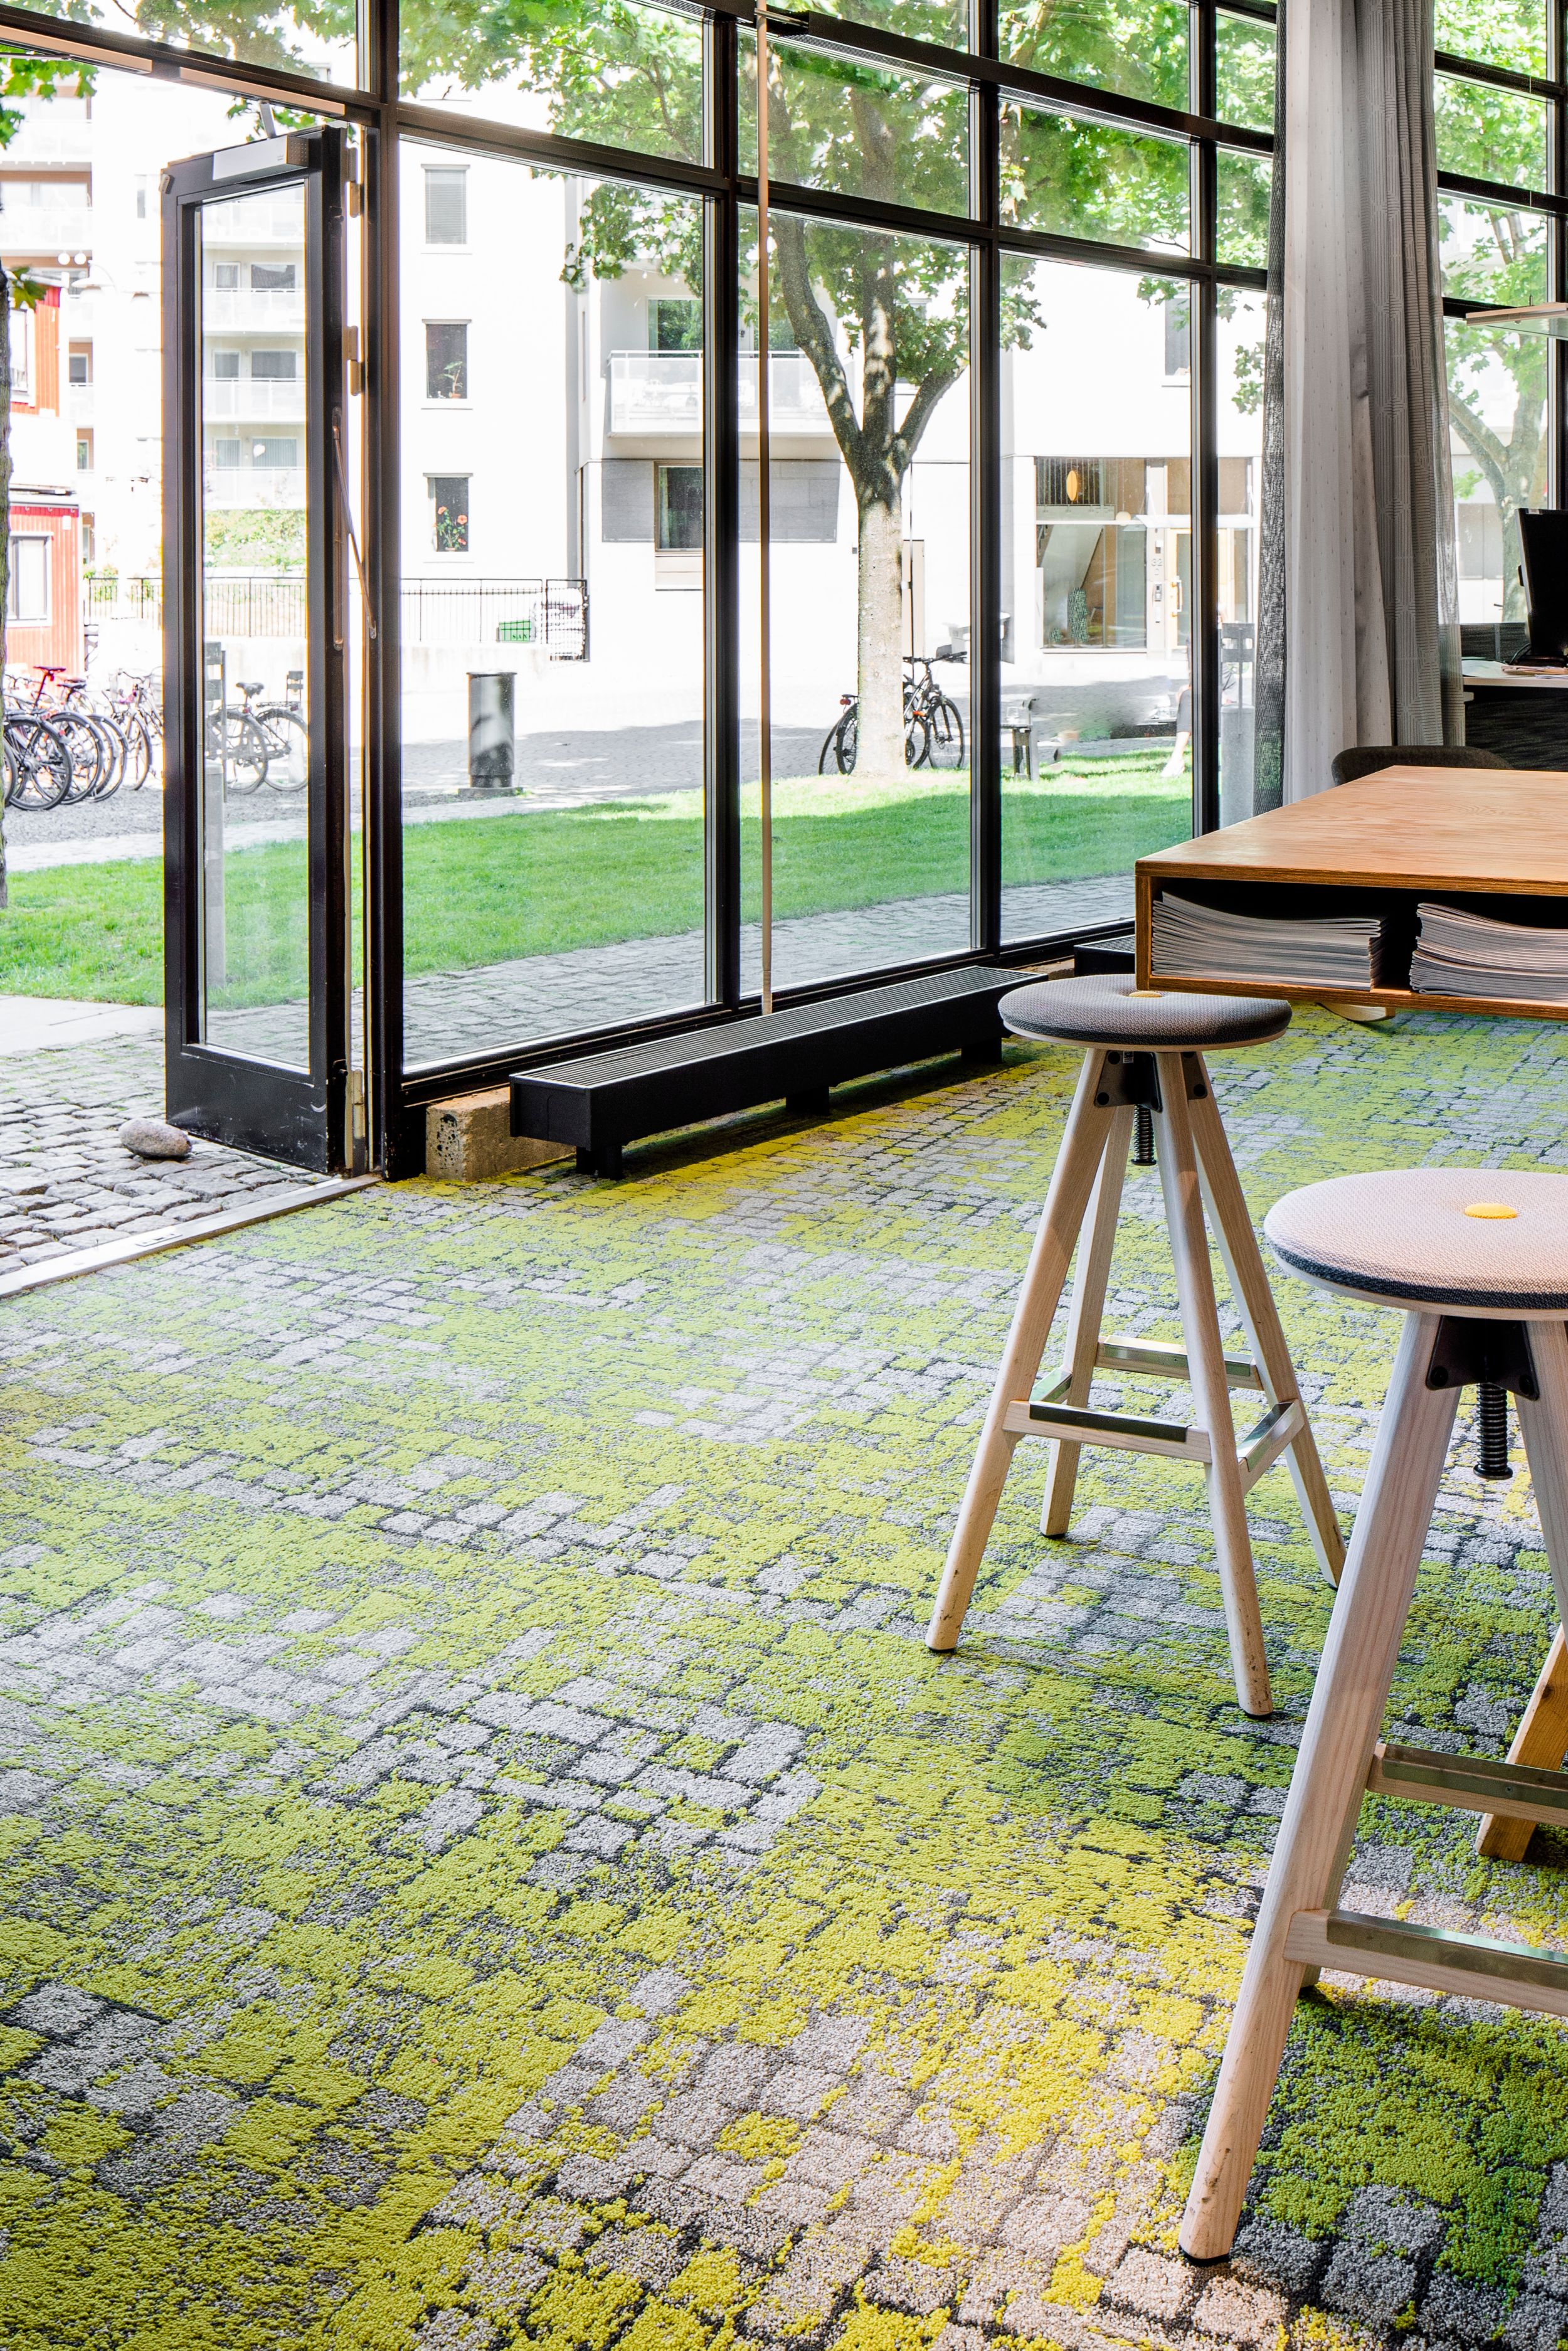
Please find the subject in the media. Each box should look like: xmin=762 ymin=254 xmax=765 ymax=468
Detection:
xmin=1153 ymin=1059 xmax=1272 ymax=1718
xmin=1483 ymin=1324 xmax=1568 ymax=1857
xmin=1179 ymin=1311 xmax=1457 ymax=2261
xmin=1476 ymin=1628 xmax=1568 ymax=1861
xmin=1187 ymin=1068 xmax=1346 ymax=1588
xmin=1042 ymin=1105 xmax=1134 ymax=1539
xmin=927 ymin=1053 xmax=1115 ymax=1652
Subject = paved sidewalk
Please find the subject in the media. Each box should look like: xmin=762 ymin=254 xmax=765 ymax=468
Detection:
xmin=0 ymin=1031 xmax=332 ymax=1275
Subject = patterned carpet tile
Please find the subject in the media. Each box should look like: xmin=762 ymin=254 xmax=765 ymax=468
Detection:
xmin=3 ymin=1007 xmax=1568 ymax=2348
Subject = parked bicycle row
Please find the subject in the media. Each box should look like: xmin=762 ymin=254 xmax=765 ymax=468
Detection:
xmin=2 ymin=666 xmax=309 ymax=809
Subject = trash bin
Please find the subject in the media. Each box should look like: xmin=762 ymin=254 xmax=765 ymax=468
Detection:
xmin=467 ymin=671 xmax=515 ymax=790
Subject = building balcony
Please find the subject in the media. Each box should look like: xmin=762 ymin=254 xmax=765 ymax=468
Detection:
xmin=607 ymin=349 xmax=830 ymax=437
xmin=0 ymin=205 xmax=94 ymax=258
xmin=203 ymin=378 xmax=307 ymax=421
xmin=201 ymin=198 xmax=308 ymax=245
xmin=203 ymin=465 xmax=306 ymax=508
xmin=204 ymin=289 xmax=305 ymax=331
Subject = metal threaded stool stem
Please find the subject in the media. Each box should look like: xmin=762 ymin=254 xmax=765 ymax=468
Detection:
xmin=1133 ymin=1103 xmax=1155 ymax=1166
xmin=1476 ymin=1379 xmax=1512 ymax=1480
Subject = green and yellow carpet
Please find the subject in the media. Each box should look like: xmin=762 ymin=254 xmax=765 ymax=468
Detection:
xmin=4 ymin=1006 xmax=1568 ymax=2350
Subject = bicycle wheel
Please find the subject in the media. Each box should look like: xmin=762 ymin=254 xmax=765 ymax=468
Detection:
xmin=223 ymin=711 xmax=270 ymax=793
xmin=83 ymin=713 xmax=125 ymax=799
xmin=257 ymin=706 xmax=309 ymax=792
xmin=121 ymin=710 xmax=153 ymax=788
xmin=832 ymin=709 xmax=857 ymax=774
xmin=4 ymin=716 xmax=72 ymax=809
xmin=904 ymin=711 xmax=928 ymax=768
xmin=924 ymin=694 xmax=965 ymax=770
xmin=52 ymin=712 xmax=107 ymax=803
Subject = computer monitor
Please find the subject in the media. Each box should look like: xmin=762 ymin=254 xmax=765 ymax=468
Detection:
xmin=1519 ymin=507 xmax=1568 ymax=661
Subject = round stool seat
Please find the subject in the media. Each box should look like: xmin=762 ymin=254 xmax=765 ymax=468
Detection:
xmin=1264 ymin=1168 xmax=1568 ymax=1315
xmin=1001 ymin=972 xmax=1291 ymax=1053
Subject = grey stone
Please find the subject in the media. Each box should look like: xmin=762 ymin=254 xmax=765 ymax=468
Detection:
xmin=11 ymin=1983 xmax=103 ymax=2039
xmin=1421 ymin=2273 xmax=1505 ymax=2345
xmin=117 ymin=1120 xmax=193 ymax=1160
xmin=1321 ymin=2242 xmax=1417 ymax=2327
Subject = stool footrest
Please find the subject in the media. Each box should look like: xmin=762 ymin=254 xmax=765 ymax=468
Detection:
xmin=1094 ymin=1336 xmax=1263 ymax=1391
xmin=1369 ymin=1739 xmax=1568 ymax=1825
xmin=1006 ymin=1397 xmax=1210 ymax=1462
xmin=1283 ymin=1907 xmax=1568 ymax=2017
xmin=1236 ymin=1398 xmax=1306 ymax=1492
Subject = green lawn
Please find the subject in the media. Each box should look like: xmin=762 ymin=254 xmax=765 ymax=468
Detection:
xmin=0 ymin=755 xmax=1188 ymax=1006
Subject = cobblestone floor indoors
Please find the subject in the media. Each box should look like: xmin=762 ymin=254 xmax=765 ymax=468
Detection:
xmin=4 ymin=1006 xmax=1568 ymax=2348
xmin=0 ymin=1033 xmax=332 ymax=1278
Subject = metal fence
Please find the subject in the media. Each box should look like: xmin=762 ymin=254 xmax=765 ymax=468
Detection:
xmin=83 ymin=573 xmax=590 ymax=660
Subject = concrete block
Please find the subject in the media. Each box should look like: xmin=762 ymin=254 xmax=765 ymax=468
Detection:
xmin=425 ymin=1090 xmax=571 ymax=1181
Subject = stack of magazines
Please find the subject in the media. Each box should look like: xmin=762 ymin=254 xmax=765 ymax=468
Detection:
xmin=1151 ymin=892 xmax=1389 ymax=987
xmin=1410 ymin=902 xmax=1568 ymax=1002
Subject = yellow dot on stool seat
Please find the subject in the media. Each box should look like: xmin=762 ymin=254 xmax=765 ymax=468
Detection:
xmin=1126 ymin=989 xmax=1165 ymax=999
xmin=1464 ymin=1202 xmax=1518 ymax=1219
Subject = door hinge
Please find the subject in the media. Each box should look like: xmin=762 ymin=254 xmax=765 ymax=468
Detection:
xmin=344 ymin=325 xmax=363 ymax=396
xmin=348 ymin=1068 xmax=368 ymax=1142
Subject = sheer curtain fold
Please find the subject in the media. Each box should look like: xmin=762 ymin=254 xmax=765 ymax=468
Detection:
xmin=1253 ymin=0 xmax=1461 ymax=811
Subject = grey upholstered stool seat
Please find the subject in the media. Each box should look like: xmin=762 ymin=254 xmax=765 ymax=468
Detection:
xmin=927 ymin=974 xmax=1343 ymax=1718
xmin=1002 ymin=972 xmax=1292 ymax=1053
xmin=1182 ymin=1164 xmax=1568 ymax=2266
xmin=1265 ymin=1167 xmax=1568 ymax=1314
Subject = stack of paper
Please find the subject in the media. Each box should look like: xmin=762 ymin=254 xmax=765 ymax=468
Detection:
xmin=1411 ymin=901 xmax=1568 ymax=1002
xmin=1152 ymin=893 xmax=1388 ymax=987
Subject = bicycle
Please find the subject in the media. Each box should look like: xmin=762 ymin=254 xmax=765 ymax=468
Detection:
xmin=818 ymin=655 xmax=965 ymax=775
xmin=204 ymin=696 xmax=271 ymax=794
xmin=232 ymin=677 xmax=309 ymax=793
xmin=9 ymin=668 xmax=117 ymax=803
xmin=1 ymin=711 xmax=73 ymax=810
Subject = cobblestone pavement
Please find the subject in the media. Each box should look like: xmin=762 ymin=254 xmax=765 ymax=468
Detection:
xmin=3 ymin=1005 xmax=1568 ymax=2348
xmin=0 ymin=1031 xmax=332 ymax=1274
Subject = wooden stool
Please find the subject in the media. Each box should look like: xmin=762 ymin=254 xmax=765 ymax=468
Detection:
xmin=1180 ymin=1167 xmax=1568 ymax=2263
xmin=926 ymin=975 xmax=1345 ymax=1719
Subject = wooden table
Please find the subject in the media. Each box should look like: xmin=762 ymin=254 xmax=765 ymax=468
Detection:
xmin=1136 ymin=763 xmax=1568 ymax=1851
xmin=1135 ymin=765 xmax=1568 ymax=1017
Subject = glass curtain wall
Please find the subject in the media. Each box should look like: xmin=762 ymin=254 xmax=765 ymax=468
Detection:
xmin=1436 ymin=0 xmax=1563 ymax=634
xmin=397 ymin=143 xmax=706 ymax=1067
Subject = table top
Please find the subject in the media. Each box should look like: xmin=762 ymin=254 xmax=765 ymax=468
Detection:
xmin=1137 ymin=766 xmax=1568 ymax=897
xmin=1465 ymin=658 xmax=1568 ymax=691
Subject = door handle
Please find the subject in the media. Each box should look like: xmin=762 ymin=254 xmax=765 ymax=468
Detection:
xmin=331 ymin=411 xmax=376 ymax=642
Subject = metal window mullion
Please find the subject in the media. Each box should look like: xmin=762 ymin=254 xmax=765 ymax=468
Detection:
xmin=971 ymin=80 xmax=1000 ymax=953
xmin=366 ymin=0 xmax=408 ymax=1171
xmin=705 ymin=11 xmax=742 ymax=1009
xmin=1192 ymin=0 xmax=1219 ymax=837
xmin=1554 ymin=0 xmax=1568 ymax=511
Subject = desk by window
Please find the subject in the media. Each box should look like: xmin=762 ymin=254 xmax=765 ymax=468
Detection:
xmin=1136 ymin=765 xmax=1568 ymax=1019
xmin=1464 ymin=657 xmax=1568 ymax=767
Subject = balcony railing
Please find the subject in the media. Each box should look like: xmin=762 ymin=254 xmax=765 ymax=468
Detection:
xmin=203 ymin=288 xmax=305 ymax=330
xmin=201 ymin=198 xmax=307 ymax=244
xmin=607 ymin=349 xmax=830 ymax=435
xmin=203 ymin=378 xmax=307 ymax=421
xmin=203 ymin=465 xmax=306 ymax=508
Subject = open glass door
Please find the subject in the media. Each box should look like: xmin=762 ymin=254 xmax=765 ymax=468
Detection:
xmin=162 ymin=129 xmax=356 ymax=1172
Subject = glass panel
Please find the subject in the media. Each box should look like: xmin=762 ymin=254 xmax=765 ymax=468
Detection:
xmin=740 ymin=207 xmax=971 ymax=997
xmin=198 ymin=179 xmax=312 ymax=1067
xmin=998 ymin=0 xmax=1187 ymax=111
xmin=741 ymin=39 xmax=970 ymax=217
xmin=1447 ymin=319 xmax=1548 ymax=626
xmin=400 ymin=147 xmax=706 ymax=1070
xmin=999 ymin=105 xmax=1189 ymax=253
xmin=1434 ymin=0 xmax=1546 ymax=77
xmin=1218 ymin=292 xmax=1264 ymax=825
xmin=1216 ymin=13 xmax=1275 ymax=132
xmin=1435 ymin=73 xmax=1548 ymax=188
xmin=46 ymin=0 xmax=354 ymax=83
xmin=400 ymin=0 xmax=702 ymax=162
xmin=803 ymin=0 xmax=968 ymax=51
xmin=999 ymin=258 xmax=1192 ymax=946
xmin=1440 ymin=196 xmax=1550 ymax=306
xmin=1217 ymin=149 xmax=1271 ymax=269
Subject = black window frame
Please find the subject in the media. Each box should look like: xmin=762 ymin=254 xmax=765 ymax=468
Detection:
xmin=4 ymin=0 xmax=1554 ymax=1176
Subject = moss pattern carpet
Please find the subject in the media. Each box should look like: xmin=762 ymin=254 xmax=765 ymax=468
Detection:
xmin=5 ymin=1007 xmax=1568 ymax=2351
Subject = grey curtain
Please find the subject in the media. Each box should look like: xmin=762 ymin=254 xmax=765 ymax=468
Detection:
xmin=1253 ymin=0 xmax=1461 ymax=812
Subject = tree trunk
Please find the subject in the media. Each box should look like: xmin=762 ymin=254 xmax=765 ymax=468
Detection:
xmin=0 ymin=268 xmax=10 ymax=911
xmin=856 ymin=489 xmax=905 ymax=775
